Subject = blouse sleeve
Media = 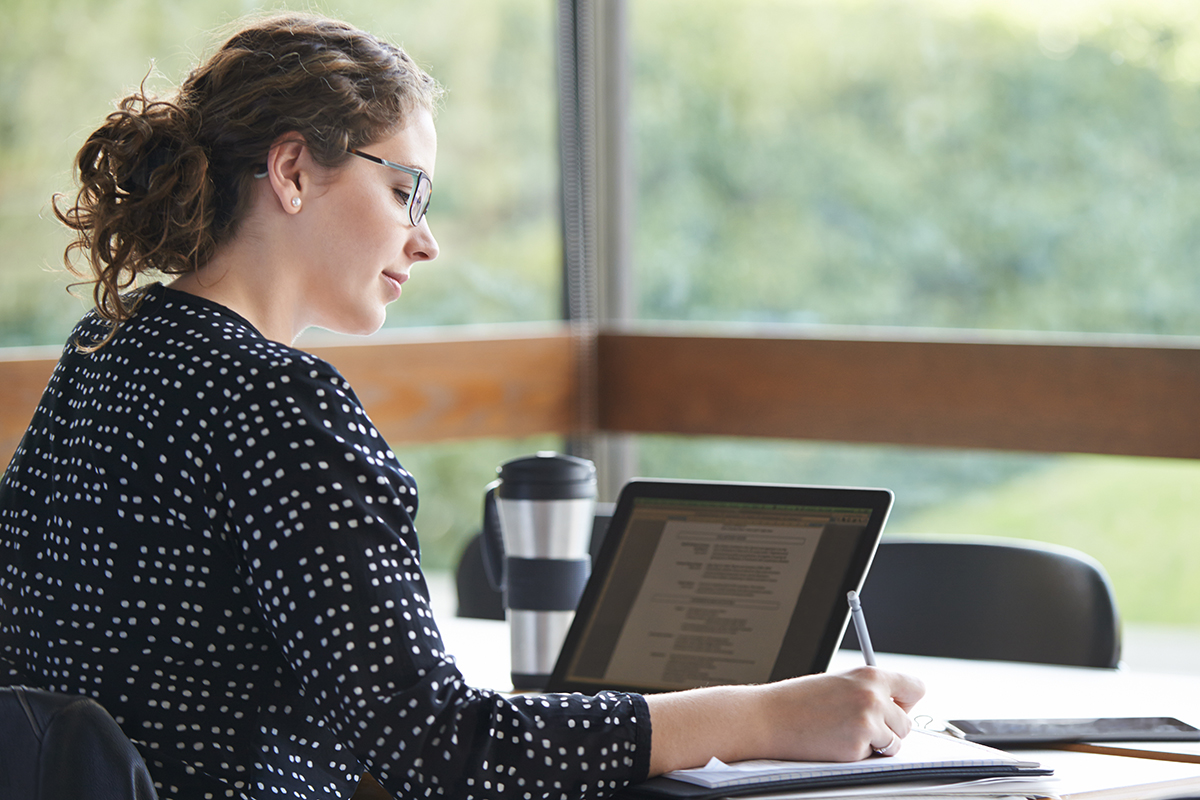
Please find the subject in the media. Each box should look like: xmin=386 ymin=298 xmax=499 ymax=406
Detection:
xmin=210 ymin=355 xmax=652 ymax=799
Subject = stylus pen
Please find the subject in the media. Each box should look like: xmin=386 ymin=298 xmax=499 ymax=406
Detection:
xmin=847 ymin=590 xmax=877 ymax=666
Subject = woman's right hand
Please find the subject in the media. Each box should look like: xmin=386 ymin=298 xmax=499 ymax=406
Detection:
xmin=644 ymin=666 xmax=926 ymax=775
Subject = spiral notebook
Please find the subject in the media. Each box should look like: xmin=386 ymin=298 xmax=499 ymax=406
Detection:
xmin=623 ymin=729 xmax=1052 ymax=799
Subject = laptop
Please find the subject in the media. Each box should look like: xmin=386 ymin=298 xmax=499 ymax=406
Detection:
xmin=545 ymin=479 xmax=893 ymax=695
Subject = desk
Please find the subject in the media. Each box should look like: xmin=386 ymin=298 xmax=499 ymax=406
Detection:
xmin=439 ymin=616 xmax=1200 ymax=798
xmin=440 ymin=616 xmax=1200 ymax=726
xmin=829 ymin=651 xmax=1200 ymax=799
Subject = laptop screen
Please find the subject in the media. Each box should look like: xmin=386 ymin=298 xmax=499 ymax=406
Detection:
xmin=547 ymin=480 xmax=892 ymax=694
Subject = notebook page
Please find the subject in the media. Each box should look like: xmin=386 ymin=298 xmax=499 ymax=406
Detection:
xmin=665 ymin=729 xmax=1043 ymax=789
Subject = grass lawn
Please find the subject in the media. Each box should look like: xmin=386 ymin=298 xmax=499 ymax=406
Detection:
xmin=891 ymin=455 xmax=1200 ymax=627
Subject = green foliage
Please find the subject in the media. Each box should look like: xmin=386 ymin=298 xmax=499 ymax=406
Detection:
xmin=0 ymin=0 xmax=561 ymax=347
xmin=632 ymin=0 xmax=1200 ymax=334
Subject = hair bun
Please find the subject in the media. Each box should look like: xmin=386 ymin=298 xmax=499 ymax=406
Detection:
xmin=118 ymin=140 xmax=178 ymax=194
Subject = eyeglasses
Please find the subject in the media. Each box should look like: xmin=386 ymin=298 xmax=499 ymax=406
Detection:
xmin=348 ymin=148 xmax=433 ymax=227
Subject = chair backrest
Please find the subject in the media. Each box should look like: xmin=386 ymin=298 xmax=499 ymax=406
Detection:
xmin=841 ymin=536 xmax=1122 ymax=668
xmin=0 ymin=686 xmax=159 ymax=800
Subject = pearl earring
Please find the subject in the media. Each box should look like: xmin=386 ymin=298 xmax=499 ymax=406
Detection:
xmin=291 ymin=197 xmax=302 ymax=209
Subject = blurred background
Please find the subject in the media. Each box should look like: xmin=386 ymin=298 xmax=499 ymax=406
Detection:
xmin=2 ymin=0 xmax=1198 ymax=660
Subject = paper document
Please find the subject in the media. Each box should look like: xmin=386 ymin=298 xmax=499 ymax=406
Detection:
xmin=1020 ymin=748 xmax=1200 ymax=800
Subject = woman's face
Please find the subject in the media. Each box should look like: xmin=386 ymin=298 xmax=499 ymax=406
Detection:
xmin=294 ymin=109 xmax=439 ymax=336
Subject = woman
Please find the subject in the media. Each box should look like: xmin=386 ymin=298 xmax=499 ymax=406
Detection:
xmin=0 ymin=13 xmax=923 ymax=800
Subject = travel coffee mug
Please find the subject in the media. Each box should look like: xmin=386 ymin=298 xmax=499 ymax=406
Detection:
xmin=482 ymin=452 xmax=596 ymax=690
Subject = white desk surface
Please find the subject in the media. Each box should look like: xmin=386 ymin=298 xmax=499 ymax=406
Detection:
xmin=828 ymin=650 xmax=1200 ymax=728
xmin=439 ymin=616 xmax=1200 ymax=798
xmin=441 ymin=615 xmax=1200 ymax=725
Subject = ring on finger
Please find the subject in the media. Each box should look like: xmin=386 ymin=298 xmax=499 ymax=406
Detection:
xmin=874 ymin=734 xmax=900 ymax=756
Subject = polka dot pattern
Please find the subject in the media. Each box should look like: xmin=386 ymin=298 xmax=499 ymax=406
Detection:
xmin=0 ymin=285 xmax=651 ymax=799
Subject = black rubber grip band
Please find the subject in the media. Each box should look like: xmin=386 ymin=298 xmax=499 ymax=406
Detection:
xmin=505 ymin=557 xmax=591 ymax=611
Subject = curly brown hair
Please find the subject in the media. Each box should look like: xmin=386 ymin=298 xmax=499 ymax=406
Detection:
xmin=53 ymin=12 xmax=442 ymax=348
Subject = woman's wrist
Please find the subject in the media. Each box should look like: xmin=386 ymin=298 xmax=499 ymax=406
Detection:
xmin=645 ymin=683 xmax=772 ymax=775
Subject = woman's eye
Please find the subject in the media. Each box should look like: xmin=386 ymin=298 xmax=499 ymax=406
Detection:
xmin=393 ymin=188 xmax=412 ymax=205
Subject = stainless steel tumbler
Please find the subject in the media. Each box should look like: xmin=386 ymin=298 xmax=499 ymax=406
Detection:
xmin=482 ymin=452 xmax=596 ymax=690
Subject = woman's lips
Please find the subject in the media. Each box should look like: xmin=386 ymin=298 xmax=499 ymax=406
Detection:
xmin=383 ymin=270 xmax=408 ymax=297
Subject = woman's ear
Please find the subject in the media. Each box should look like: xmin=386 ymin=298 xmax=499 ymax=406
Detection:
xmin=263 ymin=135 xmax=308 ymax=214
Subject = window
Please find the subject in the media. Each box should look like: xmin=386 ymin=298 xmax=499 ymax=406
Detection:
xmin=631 ymin=0 xmax=1200 ymax=334
xmin=622 ymin=0 xmax=1200 ymax=632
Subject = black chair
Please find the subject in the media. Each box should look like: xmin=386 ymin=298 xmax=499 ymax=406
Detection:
xmin=841 ymin=535 xmax=1122 ymax=668
xmin=455 ymin=533 xmax=506 ymax=620
xmin=0 ymin=685 xmax=158 ymax=800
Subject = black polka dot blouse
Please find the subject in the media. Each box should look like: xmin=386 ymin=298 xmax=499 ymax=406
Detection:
xmin=0 ymin=285 xmax=651 ymax=800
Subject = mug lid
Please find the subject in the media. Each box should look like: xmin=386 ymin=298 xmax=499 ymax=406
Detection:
xmin=496 ymin=451 xmax=596 ymax=500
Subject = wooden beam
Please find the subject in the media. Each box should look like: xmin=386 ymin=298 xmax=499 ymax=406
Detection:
xmin=307 ymin=331 xmax=579 ymax=444
xmin=6 ymin=329 xmax=1200 ymax=471
xmin=0 ymin=331 xmax=579 ymax=472
xmin=0 ymin=349 xmax=59 ymax=470
xmin=597 ymin=331 xmax=1200 ymax=459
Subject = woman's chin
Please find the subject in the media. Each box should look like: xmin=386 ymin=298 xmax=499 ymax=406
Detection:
xmin=316 ymin=308 xmax=389 ymax=338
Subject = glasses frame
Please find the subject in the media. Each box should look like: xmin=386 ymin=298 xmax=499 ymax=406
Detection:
xmin=348 ymin=148 xmax=432 ymax=227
